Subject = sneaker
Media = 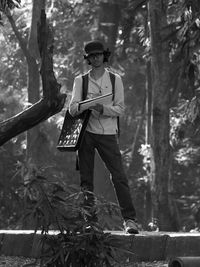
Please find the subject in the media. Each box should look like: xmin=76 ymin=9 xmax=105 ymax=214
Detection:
xmin=124 ymin=219 xmax=139 ymax=234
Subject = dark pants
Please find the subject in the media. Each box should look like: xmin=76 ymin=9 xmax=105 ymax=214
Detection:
xmin=78 ymin=131 xmax=136 ymax=221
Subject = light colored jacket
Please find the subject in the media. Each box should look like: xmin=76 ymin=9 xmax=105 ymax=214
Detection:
xmin=69 ymin=69 xmax=125 ymax=135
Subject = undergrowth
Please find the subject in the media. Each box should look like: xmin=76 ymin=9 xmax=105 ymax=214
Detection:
xmin=23 ymin=169 xmax=135 ymax=266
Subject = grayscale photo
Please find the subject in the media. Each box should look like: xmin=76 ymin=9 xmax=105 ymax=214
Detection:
xmin=0 ymin=0 xmax=200 ymax=266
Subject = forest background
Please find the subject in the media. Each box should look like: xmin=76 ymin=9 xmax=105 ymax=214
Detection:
xmin=1 ymin=0 xmax=200 ymax=232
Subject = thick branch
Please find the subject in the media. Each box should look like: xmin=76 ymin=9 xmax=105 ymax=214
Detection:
xmin=0 ymin=9 xmax=66 ymax=146
xmin=0 ymin=97 xmax=65 ymax=145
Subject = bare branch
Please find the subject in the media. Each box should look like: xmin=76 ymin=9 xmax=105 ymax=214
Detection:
xmin=5 ymin=8 xmax=29 ymax=59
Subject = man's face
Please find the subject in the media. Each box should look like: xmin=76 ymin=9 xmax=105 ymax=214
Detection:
xmin=88 ymin=52 xmax=104 ymax=68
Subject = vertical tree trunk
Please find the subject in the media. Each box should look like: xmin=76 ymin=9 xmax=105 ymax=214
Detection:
xmin=144 ymin=60 xmax=153 ymax=225
xmin=7 ymin=0 xmax=47 ymax=228
xmin=0 ymin=9 xmax=65 ymax=146
xmin=5 ymin=0 xmax=46 ymax=167
xmin=26 ymin=0 xmax=45 ymax=166
xmin=98 ymin=1 xmax=121 ymax=63
xmin=26 ymin=55 xmax=40 ymax=164
xmin=145 ymin=60 xmax=152 ymax=145
xmin=149 ymin=0 xmax=174 ymax=230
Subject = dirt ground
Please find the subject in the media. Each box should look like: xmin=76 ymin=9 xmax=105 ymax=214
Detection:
xmin=0 ymin=256 xmax=169 ymax=267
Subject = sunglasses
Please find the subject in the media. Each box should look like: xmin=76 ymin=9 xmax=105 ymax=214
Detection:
xmin=88 ymin=52 xmax=104 ymax=58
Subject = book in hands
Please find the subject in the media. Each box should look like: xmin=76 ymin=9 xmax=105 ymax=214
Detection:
xmin=78 ymin=92 xmax=113 ymax=112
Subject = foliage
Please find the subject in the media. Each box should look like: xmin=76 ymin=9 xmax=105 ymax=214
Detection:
xmin=134 ymin=0 xmax=200 ymax=229
xmin=0 ymin=141 xmax=25 ymax=229
xmin=49 ymin=0 xmax=100 ymax=92
xmin=23 ymin=170 xmax=134 ymax=267
xmin=167 ymin=0 xmax=200 ymax=102
xmin=0 ymin=27 xmax=27 ymax=226
xmin=170 ymin=96 xmax=200 ymax=154
xmin=168 ymin=95 xmax=200 ymax=230
xmin=0 ymin=0 xmax=21 ymax=25
xmin=41 ymin=230 xmax=128 ymax=267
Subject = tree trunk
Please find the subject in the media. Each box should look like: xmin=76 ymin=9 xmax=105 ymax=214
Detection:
xmin=149 ymin=0 xmax=174 ymax=231
xmin=127 ymin=95 xmax=146 ymax=176
xmin=98 ymin=1 xmax=121 ymax=63
xmin=144 ymin=60 xmax=153 ymax=226
xmin=0 ymin=10 xmax=66 ymax=147
xmin=145 ymin=60 xmax=152 ymax=145
xmin=5 ymin=1 xmax=50 ymax=166
xmin=26 ymin=0 xmax=44 ymax=165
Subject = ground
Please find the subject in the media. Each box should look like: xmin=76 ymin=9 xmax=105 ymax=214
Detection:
xmin=0 ymin=256 xmax=168 ymax=267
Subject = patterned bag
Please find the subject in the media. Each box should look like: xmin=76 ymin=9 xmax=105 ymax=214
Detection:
xmin=57 ymin=109 xmax=91 ymax=151
xmin=57 ymin=73 xmax=90 ymax=152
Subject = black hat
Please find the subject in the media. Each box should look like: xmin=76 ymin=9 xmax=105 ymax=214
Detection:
xmin=84 ymin=40 xmax=105 ymax=56
xmin=84 ymin=40 xmax=111 ymax=63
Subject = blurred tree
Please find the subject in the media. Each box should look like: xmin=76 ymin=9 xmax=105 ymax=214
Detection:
xmin=147 ymin=0 xmax=200 ymax=230
xmin=98 ymin=0 xmax=121 ymax=62
xmin=148 ymin=0 xmax=174 ymax=231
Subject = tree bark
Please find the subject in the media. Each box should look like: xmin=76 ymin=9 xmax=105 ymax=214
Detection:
xmin=6 ymin=1 xmax=41 ymax=164
xmin=98 ymin=1 xmax=121 ymax=63
xmin=149 ymin=0 xmax=174 ymax=231
xmin=0 ymin=9 xmax=66 ymax=146
xmin=26 ymin=0 xmax=44 ymax=165
xmin=127 ymin=95 xmax=146 ymax=176
xmin=145 ymin=60 xmax=152 ymax=145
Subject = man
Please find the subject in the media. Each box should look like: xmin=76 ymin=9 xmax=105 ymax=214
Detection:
xmin=69 ymin=40 xmax=139 ymax=234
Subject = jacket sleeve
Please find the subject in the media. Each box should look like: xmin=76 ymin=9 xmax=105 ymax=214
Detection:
xmin=102 ymin=74 xmax=125 ymax=117
xmin=69 ymin=76 xmax=83 ymax=116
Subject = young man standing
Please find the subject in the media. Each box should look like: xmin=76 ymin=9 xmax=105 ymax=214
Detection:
xmin=69 ymin=40 xmax=139 ymax=234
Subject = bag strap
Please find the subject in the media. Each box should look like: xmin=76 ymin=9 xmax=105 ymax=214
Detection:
xmin=109 ymin=72 xmax=115 ymax=101
xmin=108 ymin=71 xmax=120 ymax=136
xmin=76 ymin=73 xmax=89 ymax=170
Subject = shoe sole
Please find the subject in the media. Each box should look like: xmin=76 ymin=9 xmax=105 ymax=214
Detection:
xmin=126 ymin=229 xmax=139 ymax=234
